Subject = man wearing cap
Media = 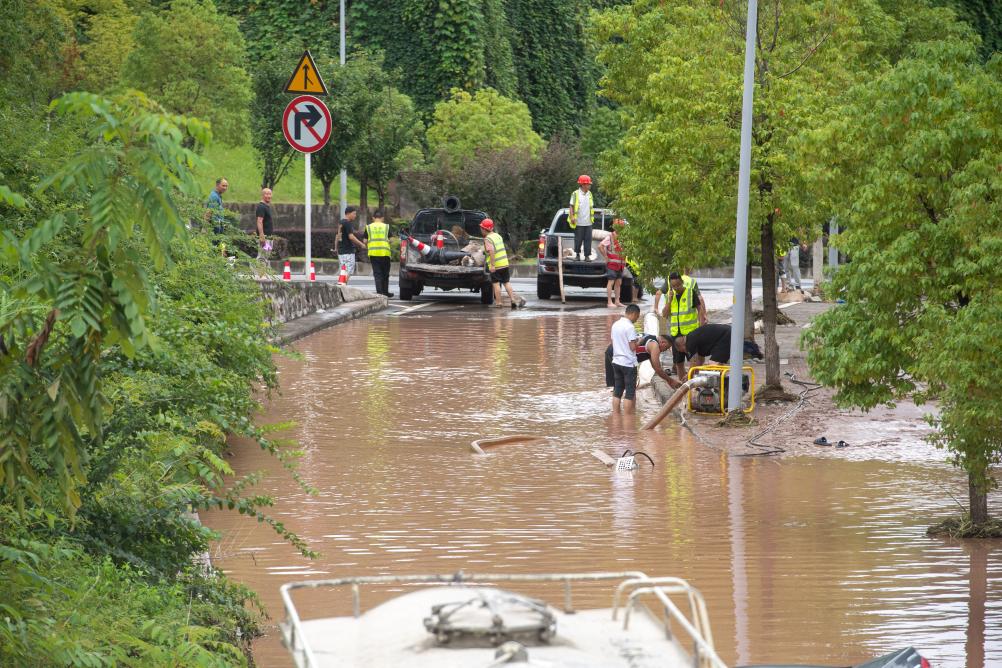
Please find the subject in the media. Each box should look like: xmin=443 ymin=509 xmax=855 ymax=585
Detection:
xmin=597 ymin=218 xmax=627 ymax=308
xmin=569 ymin=175 xmax=594 ymax=261
xmin=481 ymin=218 xmax=526 ymax=309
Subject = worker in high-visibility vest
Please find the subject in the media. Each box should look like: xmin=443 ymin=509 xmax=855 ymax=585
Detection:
xmin=364 ymin=209 xmax=394 ymax=297
xmin=568 ymin=174 xmax=594 ymax=261
xmin=662 ymin=271 xmax=708 ymax=381
xmin=480 ymin=218 xmax=526 ymax=309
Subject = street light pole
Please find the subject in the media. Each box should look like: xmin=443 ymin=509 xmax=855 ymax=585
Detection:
xmin=727 ymin=0 xmax=758 ymax=413
xmin=339 ymin=0 xmax=347 ymax=220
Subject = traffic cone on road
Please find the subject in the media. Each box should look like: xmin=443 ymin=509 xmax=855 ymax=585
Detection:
xmin=282 ymin=261 xmax=291 ymax=281
xmin=337 ymin=263 xmax=348 ymax=285
xmin=309 ymin=261 xmax=316 ymax=282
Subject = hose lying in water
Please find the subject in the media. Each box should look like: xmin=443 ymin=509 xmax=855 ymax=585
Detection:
xmin=641 ymin=376 xmax=712 ymax=431
xmin=471 ymin=435 xmax=544 ymax=455
xmin=621 ymin=449 xmax=655 ymax=468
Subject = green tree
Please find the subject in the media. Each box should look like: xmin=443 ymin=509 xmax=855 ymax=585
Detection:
xmin=349 ymin=87 xmax=423 ymax=214
xmin=124 ymin=0 xmax=252 ymax=146
xmin=0 ymin=91 xmax=209 ymax=516
xmin=311 ymin=52 xmax=391 ymax=208
xmin=505 ymin=0 xmax=598 ymax=137
xmin=75 ymin=0 xmax=139 ymax=93
xmin=594 ymin=0 xmax=908 ymax=393
xmin=427 ymin=88 xmax=544 ymax=169
xmin=800 ymin=37 xmax=1002 ymax=526
xmin=249 ymin=45 xmax=303 ymax=189
xmin=216 ymin=0 xmax=340 ymax=65
xmin=350 ymin=0 xmax=488 ymax=114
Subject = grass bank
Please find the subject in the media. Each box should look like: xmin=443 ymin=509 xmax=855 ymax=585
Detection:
xmin=196 ymin=143 xmax=362 ymax=204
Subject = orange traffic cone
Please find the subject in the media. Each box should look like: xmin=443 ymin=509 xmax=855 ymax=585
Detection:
xmin=309 ymin=261 xmax=316 ymax=282
xmin=337 ymin=263 xmax=348 ymax=285
xmin=282 ymin=261 xmax=291 ymax=281
xmin=434 ymin=230 xmax=445 ymax=249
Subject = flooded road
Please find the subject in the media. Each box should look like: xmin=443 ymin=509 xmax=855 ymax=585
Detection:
xmin=203 ymin=308 xmax=1002 ymax=667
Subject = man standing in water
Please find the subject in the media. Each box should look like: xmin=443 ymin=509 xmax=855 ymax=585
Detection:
xmin=481 ymin=218 xmax=526 ymax=308
xmin=610 ymin=304 xmax=641 ymax=413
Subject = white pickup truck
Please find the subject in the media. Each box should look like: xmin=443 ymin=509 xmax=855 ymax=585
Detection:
xmin=535 ymin=208 xmax=640 ymax=302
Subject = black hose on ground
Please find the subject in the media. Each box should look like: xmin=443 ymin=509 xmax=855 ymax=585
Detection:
xmin=737 ymin=372 xmax=824 ymax=457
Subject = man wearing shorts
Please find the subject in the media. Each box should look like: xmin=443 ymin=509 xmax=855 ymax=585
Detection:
xmin=481 ymin=218 xmax=526 ymax=308
xmin=610 ymin=304 xmax=641 ymax=413
xmin=337 ymin=205 xmax=366 ymax=283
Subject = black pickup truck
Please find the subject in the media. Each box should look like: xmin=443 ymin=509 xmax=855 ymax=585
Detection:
xmin=398 ymin=205 xmax=495 ymax=303
xmin=536 ymin=208 xmax=637 ymax=302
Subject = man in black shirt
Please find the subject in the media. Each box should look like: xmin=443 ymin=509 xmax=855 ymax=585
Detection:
xmin=336 ymin=205 xmax=366 ymax=284
xmin=255 ymin=187 xmax=273 ymax=259
xmin=672 ymin=323 xmax=764 ymax=365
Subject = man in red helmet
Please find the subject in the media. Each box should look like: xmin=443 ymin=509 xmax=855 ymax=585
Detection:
xmin=480 ymin=218 xmax=526 ymax=308
xmin=569 ymin=174 xmax=594 ymax=261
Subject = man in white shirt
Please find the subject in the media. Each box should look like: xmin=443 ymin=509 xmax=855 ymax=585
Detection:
xmin=569 ymin=174 xmax=594 ymax=261
xmin=610 ymin=304 xmax=641 ymax=413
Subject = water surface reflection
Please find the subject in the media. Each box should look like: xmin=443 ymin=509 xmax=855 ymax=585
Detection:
xmin=204 ymin=313 xmax=1002 ymax=667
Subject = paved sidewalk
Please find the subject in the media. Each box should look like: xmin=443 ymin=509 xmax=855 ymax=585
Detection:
xmin=277 ymin=295 xmax=388 ymax=345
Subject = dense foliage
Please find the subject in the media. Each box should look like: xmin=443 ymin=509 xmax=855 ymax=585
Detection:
xmin=0 ymin=6 xmax=308 ymax=660
xmin=800 ymin=36 xmax=1002 ymax=523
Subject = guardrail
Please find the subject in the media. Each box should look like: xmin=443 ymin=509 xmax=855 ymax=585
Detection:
xmin=279 ymin=570 xmax=728 ymax=668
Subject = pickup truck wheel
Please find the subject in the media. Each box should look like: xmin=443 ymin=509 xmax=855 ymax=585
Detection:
xmin=480 ymin=284 xmax=494 ymax=305
xmin=399 ymin=279 xmax=416 ymax=301
xmin=536 ymin=279 xmax=553 ymax=300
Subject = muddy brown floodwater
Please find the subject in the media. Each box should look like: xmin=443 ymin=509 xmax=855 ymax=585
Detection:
xmin=203 ymin=309 xmax=1002 ymax=668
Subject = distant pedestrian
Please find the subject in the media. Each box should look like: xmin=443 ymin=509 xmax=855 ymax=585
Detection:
xmin=663 ymin=272 xmax=708 ymax=382
xmin=671 ymin=323 xmax=763 ymax=367
xmin=481 ymin=218 xmax=526 ymax=309
xmin=610 ymin=304 xmax=641 ymax=413
xmin=336 ymin=205 xmax=366 ymax=284
xmin=255 ymin=187 xmax=274 ymax=259
xmin=598 ymin=218 xmax=626 ymax=308
xmin=569 ymin=174 xmax=594 ymax=261
xmin=364 ymin=209 xmax=394 ymax=297
xmin=783 ymin=237 xmax=810 ymax=291
xmin=205 ymin=177 xmax=228 ymax=234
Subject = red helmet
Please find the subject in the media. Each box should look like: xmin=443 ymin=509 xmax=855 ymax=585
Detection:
xmin=577 ymin=174 xmax=592 ymax=185
xmin=479 ymin=218 xmax=494 ymax=231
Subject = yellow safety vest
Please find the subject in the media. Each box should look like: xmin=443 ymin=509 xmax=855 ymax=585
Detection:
xmin=485 ymin=232 xmax=509 ymax=271
xmin=366 ymin=221 xmax=391 ymax=257
xmin=668 ymin=275 xmax=699 ymax=336
xmin=568 ymin=189 xmax=593 ymax=230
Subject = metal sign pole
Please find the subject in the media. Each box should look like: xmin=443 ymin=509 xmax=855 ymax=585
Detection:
xmin=727 ymin=0 xmax=758 ymax=413
xmin=305 ymin=152 xmax=312 ymax=278
xmin=339 ymin=0 xmax=347 ymax=220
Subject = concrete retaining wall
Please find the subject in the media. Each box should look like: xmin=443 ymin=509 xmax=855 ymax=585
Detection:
xmin=229 ymin=202 xmax=340 ymax=232
xmin=259 ymin=279 xmax=347 ymax=323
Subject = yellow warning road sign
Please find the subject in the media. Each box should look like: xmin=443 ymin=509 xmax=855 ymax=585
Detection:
xmin=284 ymin=50 xmax=328 ymax=96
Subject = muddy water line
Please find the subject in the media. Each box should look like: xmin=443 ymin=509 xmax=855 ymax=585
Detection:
xmin=203 ymin=311 xmax=1002 ymax=667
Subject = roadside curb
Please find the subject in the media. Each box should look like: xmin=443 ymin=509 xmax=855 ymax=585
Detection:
xmin=276 ymin=296 xmax=389 ymax=345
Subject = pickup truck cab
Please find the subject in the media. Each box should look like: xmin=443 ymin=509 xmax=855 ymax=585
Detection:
xmin=398 ymin=206 xmax=494 ymax=303
xmin=536 ymin=208 xmax=637 ymax=302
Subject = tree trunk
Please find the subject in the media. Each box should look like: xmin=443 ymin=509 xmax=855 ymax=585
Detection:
xmin=969 ymin=472 xmax=989 ymax=525
xmin=744 ymin=261 xmax=754 ymax=341
xmin=322 ymin=180 xmax=332 ymax=207
xmin=760 ymin=215 xmax=782 ymax=387
xmin=358 ymin=176 xmax=369 ymax=225
xmin=376 ymin=182 xmax=387 ymax=211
